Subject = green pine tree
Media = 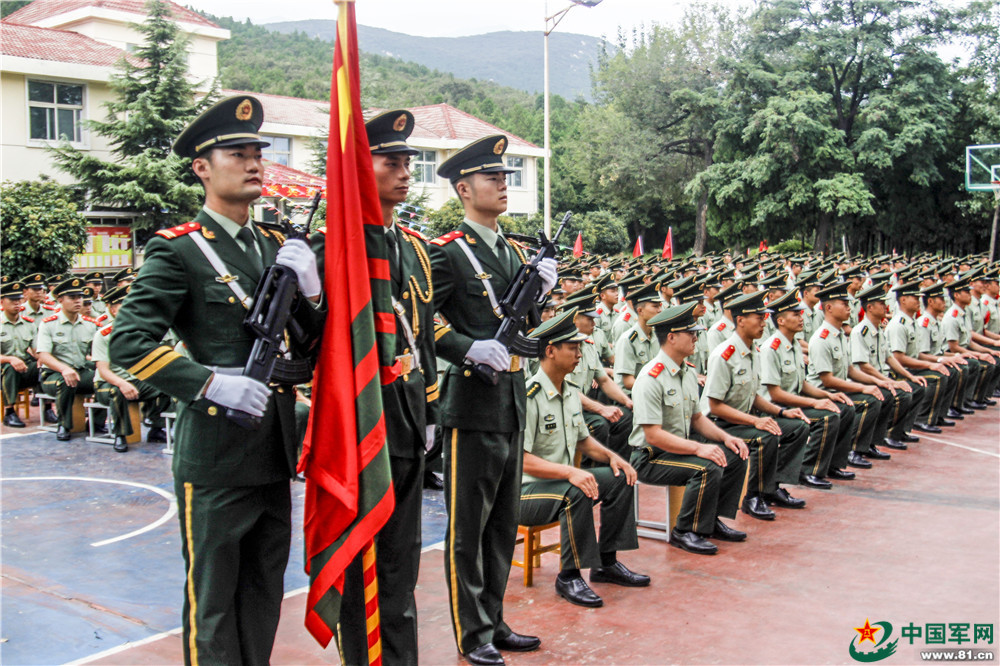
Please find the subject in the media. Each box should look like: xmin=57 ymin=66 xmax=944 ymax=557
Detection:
xmin=49 ymin=0 xmax=217 ymax=232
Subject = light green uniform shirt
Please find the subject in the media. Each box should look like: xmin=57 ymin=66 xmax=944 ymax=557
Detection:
xmin=848 ymin=294 xmax=862 ymax=327
xmin=850 ymin=318 xmax=889 ymax=374
xmin=968 ymin=295 xmax=984 ymax=334
xmin=203 ymin=205 xmax=263 ymax=255
xmin=35 ymin=310 xmax=96 ymax=369
xmin=914 ymin=313 xmax=944 ymax=356
xmin=611 ymin=305 xmax=638 ymax=346
xmin=705 ymin=315 xmax=735 ymax=357
xmin=591 ymin=326 xmax=613 ymax=363
xmin=1 ymin=313 xmax=38 ymax=360
xmin=806 ymin=321 xmax=850 ymax=383
xmin=567 ymin=336 xmax=604 ymax=391
xmin=942 ymin=304 xmax=971 ymax=347
xmin=523 ymin=369 xmax=589 ymax=484
xmin=594 ymin=301 xmax=616 ymax=343
xmin=760 ymin=330 xmax=804 ymax=394
xmin=801 ymin=302 xmax=824 ymax=343
xmin=701 ymin=333 xmax=760 ymax=414
xmin=614 ymin=323 xmax=658 ymax=395
xmin=885 ymin=311 xmax=920 ymax=357
xmin=629 ymin=350 xmax=701 ymax=448
xmin=464 ymin=217 xmax=508 ymax=258
xmin=982 ymin=294 xmax=999 ymax=334
xmin=22 ymin=302 xmax=45 ymax=319
xmin=90 ymin=299 xmax=108 ymax=317
xmin=91 ymin=322 xmax=136 ymax=386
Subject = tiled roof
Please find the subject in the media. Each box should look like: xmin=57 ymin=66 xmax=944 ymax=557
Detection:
xmin=262 ymin=159 xmax=324 ymax=188
xmin=3 ymin=0 xmax=218 ymax=28
xmin=0 ymin=22 xmax=130 ymax=67
xmin=223 ymin=90 xmax=329 ymax=129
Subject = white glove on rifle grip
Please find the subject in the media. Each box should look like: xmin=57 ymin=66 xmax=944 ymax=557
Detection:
xmin=205 ymin=374 xmax=272 ymax=417
xmin=537 ymin=257 xmax=558 ymax=294
xmin=465 ymin=340 xmax=510 ymax=372
xmin=276 ymin=239 xmax=322 ymax=298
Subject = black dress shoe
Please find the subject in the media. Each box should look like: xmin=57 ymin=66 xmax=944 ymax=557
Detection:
xmin=56 ymin=425 xmax=70 ymax=441
xmin=741 ymin=494 xmax=776 ymax=521
xmin=913 ymin=422 xmax=942 ymax=434
xmin=800 ymin=474 xmax=832 ymax=489
xmin=946 ymin=408 xmax=966 ymax=420
xmin=983 ymin=398 xmax=996 ymax=406
xmin=668 ymin=528 xmax=718 ymax=554
xmin=44 ymin=408 xmax=59 ymax=423
xmin=90 ymin=422 xmax=108 ymax=435
xmin=589 ymin=560 xmax=650 ymax=586
xmin=30 ymin=396 xmax=39 ymax=406
xmin=494 ymin=632 xmax=541 ymax=652
xmin=113 ymin=436 xmax=128 ymax=453
xmin=900 ymin=433 xmax=920 ymax=443
xmin=465 ymin=643 xmax=504 ymax=666
xmin=847 ymin=451 xmax=872 ymax=468
xmin=764 ymin=487 xmax=806 ymax=509
xmin=711 ymin=519 xmax=747 ymax=542
xmin=881 ymin=438 xmax=907 ymax=450
xmin=147 ymin=427 xmax=167 ymax=443
xmin=4 ymin=410 xmax=26 ymax=428
xmin=828 ymin=468 xmax=856 ymax=480
xmin=423 ymin=470 xmax=444 ymax=491
xmin=555 ymin=575 xmax=603 ymax=607
xmin=935 ymin=417 xmax=956 ymax=427
xmin=863 ymin=445 xmax=892 ymax=459
xmin=958 ymin=405 xmax=977 ymax=414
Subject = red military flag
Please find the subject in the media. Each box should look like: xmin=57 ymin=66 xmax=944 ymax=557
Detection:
xmin=662 ymin=227 xmax=673 ymax=260
xmin=632 ymin=235 xmax=644 ymax=258
xmin=298 ymin=1 xmax=396 ymax=661
xmin=572 ymin=232 xmax=583 ymax=258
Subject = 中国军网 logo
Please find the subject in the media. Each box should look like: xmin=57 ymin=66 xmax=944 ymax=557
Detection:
xmin=849 ymin=618 xmax=898 ymax=662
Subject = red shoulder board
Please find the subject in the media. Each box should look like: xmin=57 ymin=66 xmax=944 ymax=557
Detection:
xmin=399 ymin=225 xmax=428 ymax=242
xmin=156 ymin=221 xmax=201 ymax=239
xmin=101 ymin=325 xmax=113 ymax=336
xmin=648 ymin=362 xmax=665 ymax=378
xmin=430 ymin=230 xmax=464 ymax=246
xmin=686 ymin=360 xmax=696 ymax=368
xmin=721 ymin=344 xmax=735 ymax=361
xmin=21 ymin=316 xmax=34 ymax=323
xmin=623 ymin=312 xmax=632 ymax=321
xmin=920 ymin=317 xmax=930 ymax=328
xmin=42 ymin=303 xmax=59 ymax=311
xmin=716 ymin=321 xmax=727 ymax=331
xmin=18 ymin=305 xmax=25 ymax=311
xmin=986 ymin=311 xmax=991 ymax=324
xmin=951 ymin=308 xmax=959 ymax=317
xmin=97 ymin=314 xmax=108 ymax=323
xmin=584 ymin=338 xmax=595 ymax=344
xmin=44 ymin=315 xmax=58 ymax=322
xmin=819 ymin=329 xmax=830 ymax=339
xmin=81 ymin=315 xmax=98 ymax=324
xmin=770 ymin=337 xmax=781 ymax=350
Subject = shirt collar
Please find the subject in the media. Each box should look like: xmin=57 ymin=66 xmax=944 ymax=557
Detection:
xmin=777 ymin=330 xmax=794 ymax=349
xmin=821 ymin=321 xmax=841 ymax=338
xmin=464 ymin=218 xmax=503 ymax=250
xmin=57 ymin=310 xmax=77 ymax=325
xmin=656 ymin=349 xmax=684 ymax=377
xmin=203 ymin=205 xmax=252 ymax=241
xmin=729 ymin=333 xmax=752 ymax=358
xmin=534 ymin=368 xmax=572 ymax=401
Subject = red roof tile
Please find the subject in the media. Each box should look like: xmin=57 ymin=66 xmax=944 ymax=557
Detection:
xmin=223 ymin=89 xmax=329 ymax=129
xmin=0 ymin=22 xmax=130 ymax=67
xmin=262 ymin=159 xmax=324 ymax=188
xmin=3 ymin=0 xmax=218 ymax=28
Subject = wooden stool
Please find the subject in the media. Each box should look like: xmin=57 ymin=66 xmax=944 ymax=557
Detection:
xmin=70 ymin=394 xmax=88 ymax=433
xmin=1 ymin=389 xmax=32 ymax=422
xmin=84 ymin=401 xmax=142 ymax=444
xmin=512 ymin=522 xmax=561 ymax=587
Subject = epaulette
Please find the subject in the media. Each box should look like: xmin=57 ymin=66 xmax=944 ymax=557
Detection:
xmin=42 ymin=303 xmax=59 ymax=311
xmin=101 ymin=325 xmax=113 ymax=336
xmin=686 ymin=360 xmax=696 ymax=368
xmin=629 ymin=330 xmax=639 ymax=342
xmin=526 ymin=381 xmax=541 ymax=398
xmin=859 ymin=322 xmax=869 ymax=335
xmin=721 ymin=344 xmax=735 ymax=361
xmin=716 ymin=321 xmax=727 ymax=331
xmin=584 ymin=338 xmax=594 ymax=344
xmin=565 ymin=378 xmax=580 ymax=389
xmin=950 ymin=308 xmax=959 ymax=318
xmin=156 ymin=221 xmax=201 ymax=239
xmin=96 ymin=314 xmax=109 ymax=323
xmin=430 ymin=230 xmax=464 ymax=246
xmin=316 ymin=226 xmax=327 ymax=235
xmin=648 ymin=362 xmax=665 ymax=378
xmin=623 ymin=312 xmax=632 ymax=322
xmin=18 ymin=305 xmax=25 ymax=311
xmin=920 ymin=316 xmax=930 ymax=328
xmin=256 ymin=224 xmax=285 ymax=245
xmin=81 ymin=315 xmax=98 ymax=324
xmin=21 ymin=316 xmax=34 ymax=323
xmin=399 ymin=225 xmax=428 ymax=242
xmin=43 ymin=314 xmax=58 ymax=322
xmin=820 ymin=328 xmax=830 ymax=339
xmin=770 ymin=337 xmax=781 ymax=350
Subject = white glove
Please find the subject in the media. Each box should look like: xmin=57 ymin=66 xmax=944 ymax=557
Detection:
xmin=537 ymin=257 xmax=558 ymax=294
xmin=425 ymin=425 xmax=436 ymax=451
xmin=465 ymin=339 xmax=510 ymax=372
xmin=276 ymin=239 xmax=321 ymax=298
xmin=205 ymin=374 xmax=272 ymax=417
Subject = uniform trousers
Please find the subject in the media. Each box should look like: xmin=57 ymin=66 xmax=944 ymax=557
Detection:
xmin=791 ymin=404 xmax=855 ymax=478
xmin=715 ymin=416 xmax=808 ymax=495
xmin=583 ymin=406 xmax=633 ymax=460
xmin=889 ymin=382 xmax=925 ymax=439
xmin=95 ymin=380 xmax=170 ymax=437
xmin=844 ymin=392 xmax=882 ymax=455
xmin=40 ymin=363 xmax=95 ymax=429
xmin=914 ymin=369 xmax=956 ymax=425
xmin=1 ymin=359 xmax=38 ymax=405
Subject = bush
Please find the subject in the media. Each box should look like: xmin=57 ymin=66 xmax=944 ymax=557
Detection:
xmin=1 ymin=180 xmax=89 ymax=275
xmin=768 ymin=239 xmax=813 ymax=254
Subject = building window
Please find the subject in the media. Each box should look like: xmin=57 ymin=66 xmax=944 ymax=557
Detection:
xmin=412 ymin=150 xmax=436 ymax=184
xmin=506 ymin=156 xmax=524 ymax=189
xmin=28 ymin=80 xmax=84 ymax=143
xmin=262 ymin=135 xmax=291 ymax=165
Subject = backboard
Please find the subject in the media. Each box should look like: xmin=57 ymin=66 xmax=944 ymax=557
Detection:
xmin=966 ymin=143 xmax=1000 ymax=191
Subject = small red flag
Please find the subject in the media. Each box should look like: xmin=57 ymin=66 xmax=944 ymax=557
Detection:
xmin=632 ymin=236 xmax=644 ymax=258
xmin=662 ymin=227 xmax=673 ymax=260
xmin=572 ymin=232 xmax=583 ymax=258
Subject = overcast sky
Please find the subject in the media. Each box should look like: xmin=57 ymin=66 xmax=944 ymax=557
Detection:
xmin=184 ymin=0 xmax=753 ymax=38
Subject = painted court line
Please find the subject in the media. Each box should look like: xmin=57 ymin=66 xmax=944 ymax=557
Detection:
xmin=918 ymin=433 xmax=999 ymax=458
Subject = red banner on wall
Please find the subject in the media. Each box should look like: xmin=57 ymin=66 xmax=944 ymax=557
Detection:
xmin=72 ymin=225 xmax=133 ymax=270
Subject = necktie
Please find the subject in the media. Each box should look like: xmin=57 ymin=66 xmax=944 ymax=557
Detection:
xmin=236 ymin=226 xmax=263 ymax=274
xmin=386 ymin=228 xmax=401 ymax=286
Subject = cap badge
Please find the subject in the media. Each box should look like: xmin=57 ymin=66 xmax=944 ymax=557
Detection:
xmin=393 ymin=114 xmax=408 ymax=131
xmin=493 ymin=138 xmax=505 ymax=155
xmin=236 ymin=99 xmax=253 ymax=121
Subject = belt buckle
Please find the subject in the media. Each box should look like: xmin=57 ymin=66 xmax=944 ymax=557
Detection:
xmin=509 ymin=356 xmax=520 ymax=373
xmin=397 ymin=353 xmax=413 ymax=378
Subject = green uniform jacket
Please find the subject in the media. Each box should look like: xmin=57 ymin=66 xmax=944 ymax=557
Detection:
xmin=429 ymin=222 xmax=529 ymax=432
xmin=110 ymin=210 xmax=326 ymax=487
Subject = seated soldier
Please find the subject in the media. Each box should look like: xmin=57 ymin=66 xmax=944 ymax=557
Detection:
xmin=93 ymin=286 xmax=171 ymax=452
xmin=35 ymin=278 xmax=98 ymax=440
xmin=702 ymin=291 xmax=810 ymax=521
xmin=759 ymin=290 xmax=856 ymax=489
xmin=1 ymin=279 xmax=39 ymax=428
xmin=916 ymin=282 xmax=971 ymax=425
xmin=20 ymin=273 xmax=48 ymax=319
xmin=629 ymin=302 xmax=749 ymax=555
xmin=520 ymin=308 xmax=648 ymax=609
xmin=613 ymin=283 xmax=662 ymax=397
xmin=943 ymin=276 xmax=1000 ymax=409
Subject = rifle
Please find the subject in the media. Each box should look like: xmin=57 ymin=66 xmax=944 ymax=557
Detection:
xmin=469 ymin=211 xmax=572 ymax=385
xmin=226 ymin=191 xmax=322 ymax=429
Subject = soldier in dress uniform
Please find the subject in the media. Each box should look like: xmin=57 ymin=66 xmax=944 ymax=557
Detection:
xmin=20 ymin=273 xmax=48 ymax=318
xmin=85 ymin=272 xmax=108 ymax=317
xmin=428 ymin=135 xmax=558 ymax=666
xmin=113 ymin=267 xmax=136 ymax=288
xmin=701 ymin=291 xmax=810 ymax=521
xmin=325 ymin=109 xmax=439 ymax=666
xmin=628 ymin=302 xmax=749 ymax=555
xmin=35 ymin=278 xmax=97 ymax=439
xmin=1 ymin=280 xmax=40 ymax=428
xmin=108 ymin=95 xmax=326 ymax=665
xmin=520 ymin=308 xmax=647 ymax=609
xmin=92 ymin=286 xmax=171 ymax=452
xmin=759 ymin=290 xmax=856 ymax=488
xmin=612 ymin=283 xmax=662 ymax=397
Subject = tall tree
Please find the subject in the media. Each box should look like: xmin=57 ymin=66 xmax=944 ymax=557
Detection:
xmin=50 ymin=0 xmax=215 ymax=232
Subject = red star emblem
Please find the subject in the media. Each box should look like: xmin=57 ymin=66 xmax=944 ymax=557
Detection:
xmin=855 ymin=618 xmax=880 ymax=645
